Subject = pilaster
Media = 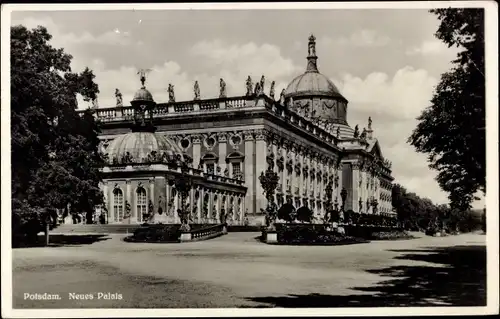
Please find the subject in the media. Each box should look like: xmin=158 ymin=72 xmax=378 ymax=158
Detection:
xmin=243 ymin=130 xmax=255 ymax=214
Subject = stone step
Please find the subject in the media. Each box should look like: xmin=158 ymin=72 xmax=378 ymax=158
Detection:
xmin=53 ymin=224 xmax=141 ymax=234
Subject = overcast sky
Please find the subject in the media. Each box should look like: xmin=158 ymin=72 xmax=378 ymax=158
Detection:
xmin=10 ymin=8 xmax=485 ymax=208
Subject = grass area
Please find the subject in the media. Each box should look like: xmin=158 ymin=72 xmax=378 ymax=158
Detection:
xmin=12 ymin=232 xmax=486 ymax=308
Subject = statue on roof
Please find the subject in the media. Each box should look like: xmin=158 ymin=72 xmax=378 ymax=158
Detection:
xmin=260 ymin=75 xmax=265 ymax=93
xmin=168 ymin=84 xmax=175 ymax=103
xmin=360 ymin=127 xmax=367 ymax=140
xmin=115 ymin=89 xmax=123 ymax=107
xmin=368 ymin=116 xmax=372 ymax=130
xmin=269 ymin=81 xmax=275 ymax=99
xmin=194 ymin=81 xmax=200 ymax=100
xmin=137 ymin=68 xmax=151 ymax=88
xmin=308 ymin=34 xmax=316 ymax=56
xmin=219 ymin=78 xmax=227 ymax=98
xmin=245 ymin=76 xmax=253 ymax=96
xmin=353 ymin=125 xmax=359 ymax=138
xmin=279 ymin=88 xmax=286 ymax=105
xmin=254 ymin=81 xmax=262 ymax=96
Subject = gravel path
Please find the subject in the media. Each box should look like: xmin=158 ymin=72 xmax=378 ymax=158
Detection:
xmin=12 ymin=232 xmax=486 ymax=308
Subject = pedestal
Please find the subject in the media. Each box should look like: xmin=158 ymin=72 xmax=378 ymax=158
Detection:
xmin=266 ymin=231 xmax=278 ymax=244
xmin=179 ymin=232 xmax=192 ymax=242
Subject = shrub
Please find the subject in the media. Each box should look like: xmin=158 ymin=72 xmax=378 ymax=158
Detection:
xmin=296 ymin=206 xmax=313 ymax=223
xmin=127 ymin=224 xmax=181 ymax=242
xmin=277 ymin=203 xmax=296 ymax=222
xmin=274 ymin=223 xmax=366 ymax=245
xmin=371 ymin=231 xmax=414 ymax=240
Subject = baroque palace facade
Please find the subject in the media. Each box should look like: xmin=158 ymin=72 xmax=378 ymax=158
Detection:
xmin=91 ymin=35 xmax=394 ymax=226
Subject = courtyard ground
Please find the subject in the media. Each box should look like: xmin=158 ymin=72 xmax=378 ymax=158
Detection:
xmin=12 ymin=232 xmax=486 ymax=308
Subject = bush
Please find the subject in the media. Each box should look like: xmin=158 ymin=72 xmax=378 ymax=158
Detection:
xmin=277 ymin=203 xmax=296 ymax=222
xmin=371 ymin=231 xmax=414 ymax=240
xmin=296 ymin=206 xmax=313 ymax=223
xmin=126 ymin=224 xmax=181 ymax=243
xmin=274 ymin=223 xmax=366 ymax=245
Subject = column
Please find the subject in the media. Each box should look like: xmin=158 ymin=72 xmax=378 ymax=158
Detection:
xmin=197 ymin=187 xmax=203 ymax=222
xmin=149 ymin=178 xmax=155 ymax=204
xmin=239 ymin=196 xmax=245 ymax=223
xmin=272 ymin=140 xmax=279 ymax=204
xmin=352 ymin=162 xmax=360 ymax=212
xmin=102 ymin=181 xmax=109 ymax=222
xmin=192 ymin=134 xmax=202 ymax=167
xmin=208 ymin=191 xmax=213 ymax=221
xmin=244 ymin=131 xmax=255 ymax=214
xmin=255 ymin=129 xmax=267 ymax=213
xmin=290 ymin=144 xmax=296 ymax=198
xmin=110 ymin=184 xmax=116 ymax=223
xmin=126 ymin=179 xmax=131 ymax=221
xmin=218 ymin=132 xmax=228 ymax=172
xmin=165 ymin=183 xmax=171 ymax=221
xmin=174 ymin=189 xmax=179 ymax=223
xmin=299 ymin=149 xmax=304 ymax=206
xmin=281 ymin=145 xmax=287 ymax=195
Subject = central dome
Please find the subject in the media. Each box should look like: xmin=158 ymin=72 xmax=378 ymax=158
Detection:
xmin=133 ymin=87 xmax=154 ymax=102
xmin=283 ymin=34 xmax=349 ymax=128
xmin=106 ymin=132 xmax=184 ymax=164
xmin=285 ymin=72 xmax=343 ymax=99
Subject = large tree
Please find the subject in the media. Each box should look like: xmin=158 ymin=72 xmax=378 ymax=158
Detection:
xmin=11 ymin=25 xmax=104 ymax=243
xmin=408 ymin=9 xmax=485 ymax=210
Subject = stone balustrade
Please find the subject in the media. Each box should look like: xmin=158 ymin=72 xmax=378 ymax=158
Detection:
xmin=89 ymin=94 xmax=343 ymax=151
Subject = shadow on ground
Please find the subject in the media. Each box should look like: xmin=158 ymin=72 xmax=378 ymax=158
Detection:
xmin=14 ymin=235 xmax=110 ymax=248
xmin=247 ymin=245 xmax=486 ymax=307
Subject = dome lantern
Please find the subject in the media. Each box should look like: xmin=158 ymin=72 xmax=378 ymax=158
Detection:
xmin=306 ymin=34 xmax=319 ymax=73
xmin=130 ymin=69 xmax=156 ymax=132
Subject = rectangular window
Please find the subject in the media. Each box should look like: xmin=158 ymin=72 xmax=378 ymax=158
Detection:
xmin=232 ymin=162 xmax=241 ymax=178
xmin=206 ymin=163 xmax=215 ymax=174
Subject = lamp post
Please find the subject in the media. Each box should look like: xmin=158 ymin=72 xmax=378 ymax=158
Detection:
xmin=174 ymin=160 xmax=193 ymax=232
xmin=258 ymin=162 xmax=279 ymax=231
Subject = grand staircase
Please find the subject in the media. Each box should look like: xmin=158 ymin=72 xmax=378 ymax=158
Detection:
xmin=52 ymin=224 xmax=141 ymax=234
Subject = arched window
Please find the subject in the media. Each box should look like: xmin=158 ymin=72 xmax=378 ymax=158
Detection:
xmin=113 ymin=188 xmax=124 ymax=222
xmin=201 ymin=153 xmax=218 ymax=174
xmin=226 ymin=152 xmax=245 ymax=179
xmin=136 ymin=187 xmax=147 ymax=223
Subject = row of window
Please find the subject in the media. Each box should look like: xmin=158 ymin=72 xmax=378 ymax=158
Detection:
xmin=112 ymin=188 xmax=147 ymax=223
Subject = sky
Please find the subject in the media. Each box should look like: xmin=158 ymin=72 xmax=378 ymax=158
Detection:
xmin=10 ymin=7 xmax=485 ymax=208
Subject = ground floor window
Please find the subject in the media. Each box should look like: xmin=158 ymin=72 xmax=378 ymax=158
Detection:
xmin=136 ymin=187 xmax=147 ymax=222
xmin=113 ymin=188 xmax=124 ymax=222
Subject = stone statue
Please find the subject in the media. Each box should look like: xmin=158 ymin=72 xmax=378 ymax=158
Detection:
xmin=269 ymin=81 xmax=275 ymax=99
xmin=353 ymin=125 xmax=359 ymax=138
xmin=168 ymin=84 xmax=175 ymax=102
xmin=115 ymin=89 xmax=123 ymax=106
xmin=254 ymin=82 xmax=261 ymax=96
xmin=279 ymin=89 xmax=286 ymax=105
xmin=194 ymin=81 xmax=200 ymax=100
xmin=216 ymin=165 xmax=221 ymax=175
xmin=224 ymin=168 xmax=229 ymax=177
xmin=259 ymin=75 xmax=265 ymax=93
xmin=245 ymin=76 xmax=253 ymax=96
xmin=219 ymin=78 xmax=227 ymax=98
xmin=197 ymin=161 xmax=203 ymax=170
xmin=360 ymin=128 xmax=367 ymax=140
xmin=308 ymin=34 xmax=316 ymax=56
xmin=368 ymin=116 xmax=372 ymax=130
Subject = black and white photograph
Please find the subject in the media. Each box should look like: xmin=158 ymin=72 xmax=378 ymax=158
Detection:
xmin=1 ymin=2 xmax=498 ymax=317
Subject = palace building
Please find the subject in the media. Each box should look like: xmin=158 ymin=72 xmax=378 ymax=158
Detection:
xmin=92 ymin=35 xmax=395 ymax=226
